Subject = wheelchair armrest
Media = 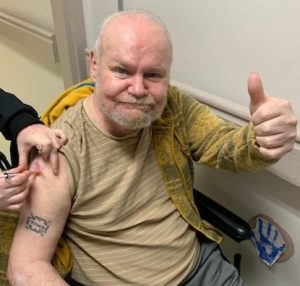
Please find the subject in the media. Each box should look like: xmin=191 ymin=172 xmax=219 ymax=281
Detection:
xmin=193 ymin=189 xmax=252 ymax=242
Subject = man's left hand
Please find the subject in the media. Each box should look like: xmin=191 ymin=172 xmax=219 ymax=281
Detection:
xmin=248 ymin=72 xmax=298 ymax=160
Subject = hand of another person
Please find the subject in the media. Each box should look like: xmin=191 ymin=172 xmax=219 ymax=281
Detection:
xmin=248 ymin=72 xmax=298 ymax=160
xmin=0 ymin=166 xmax=34 ymax=210
xmin=16 ymin=124 xmax=67 ymax=175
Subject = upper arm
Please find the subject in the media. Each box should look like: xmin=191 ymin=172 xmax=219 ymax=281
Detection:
xmin=183 ymin=95 xmax=269 ymax=171
xmin=8 ymin=153 xmax=71 ymax=269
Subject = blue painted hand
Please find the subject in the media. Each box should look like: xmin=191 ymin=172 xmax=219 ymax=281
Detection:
xmin=251 ymin=216 xmax=286 ymax=267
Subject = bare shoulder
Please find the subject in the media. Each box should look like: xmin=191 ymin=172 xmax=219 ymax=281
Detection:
xmin=28 ymin=153 xmax=70 ymax=211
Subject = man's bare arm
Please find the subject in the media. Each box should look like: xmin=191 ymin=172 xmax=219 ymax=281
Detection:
xmin=7 ymin=153 xmax=71 ymax=286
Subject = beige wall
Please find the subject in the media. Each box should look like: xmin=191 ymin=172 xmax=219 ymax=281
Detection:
xmin=0 ymin=0 xmax=54 ymax=30
xmin=0 ymin=1 xmax=65 ymax=158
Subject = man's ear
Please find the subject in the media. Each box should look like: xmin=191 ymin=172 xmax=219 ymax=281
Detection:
xmin=89 ymin=50 xmax=97 ymax=81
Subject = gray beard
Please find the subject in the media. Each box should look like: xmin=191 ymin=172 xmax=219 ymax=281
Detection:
xmin=99 ymin=103 xmax=159 ymax=129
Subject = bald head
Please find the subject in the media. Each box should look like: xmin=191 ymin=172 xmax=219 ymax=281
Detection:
xmin=93 ymin=9 xmax=173 ymax=64
xmin=89 ymin=9 xmax=172 ymax=136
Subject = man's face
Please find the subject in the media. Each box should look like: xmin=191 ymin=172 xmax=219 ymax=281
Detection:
xmin=90 ymin=17 xmax=171 ymax=135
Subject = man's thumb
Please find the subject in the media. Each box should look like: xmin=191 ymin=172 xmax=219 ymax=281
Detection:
xmin=248 ymin=72 xmax=267 ymax=115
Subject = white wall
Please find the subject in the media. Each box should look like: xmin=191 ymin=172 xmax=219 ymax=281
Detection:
xmin=194 ymin=165 xmax=300 ymax=286
xmin=82 ymin=0 xmax=119 ymax=50
xmin=122 ymin=0 xmax=300 ymax=121
xmin=0 ymin=1 xmax=65 ymax=157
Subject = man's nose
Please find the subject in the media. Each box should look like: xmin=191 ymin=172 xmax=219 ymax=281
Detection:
xmin=128 ymin=75 xmax=147 ymax=97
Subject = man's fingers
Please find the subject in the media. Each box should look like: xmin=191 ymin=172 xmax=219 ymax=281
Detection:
xmin=253 ymin=116 xmax=294 ymax=136
xmin=256 ymin=134 xmax=287 ymax=149
xmin=257 ymin=146 xmax=292 ymax=160
xmin=248 ymin=72 xmax=268 ymax=115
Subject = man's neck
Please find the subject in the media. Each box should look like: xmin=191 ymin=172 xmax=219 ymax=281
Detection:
xmin=85 ymin=94 xmax=139 ymax=138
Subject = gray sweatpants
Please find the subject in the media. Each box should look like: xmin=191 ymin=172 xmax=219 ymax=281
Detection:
xmin=180 ymin=237 xmax=245 ymax=286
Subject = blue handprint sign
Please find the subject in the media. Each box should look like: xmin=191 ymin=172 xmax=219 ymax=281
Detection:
xmin=250 ymin=215 xmax=286 ymax=267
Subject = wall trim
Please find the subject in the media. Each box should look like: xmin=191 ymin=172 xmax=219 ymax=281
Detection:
xmin=0 ymin=11 xmax=59 ymax=62
xmin=51 ymin=0 xmax=88 ymax=88
xmin=171 ymin=79 xmax=300 ymax=188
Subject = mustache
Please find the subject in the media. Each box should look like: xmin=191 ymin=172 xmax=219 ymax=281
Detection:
xmin=116 ymin=96 xmax=155 ymax=106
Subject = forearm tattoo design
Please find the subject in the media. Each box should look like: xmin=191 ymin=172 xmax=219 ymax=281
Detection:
xmin=25 ymin=212 xmax=51 ymax=236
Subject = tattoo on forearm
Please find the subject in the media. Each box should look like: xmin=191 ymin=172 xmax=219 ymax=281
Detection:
xmin=25 ymin=212 xmax=51 ymax=236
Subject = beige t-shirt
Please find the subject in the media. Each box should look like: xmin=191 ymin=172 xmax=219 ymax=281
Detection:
xmin=54 ymin=99 xmax=199 ymax=285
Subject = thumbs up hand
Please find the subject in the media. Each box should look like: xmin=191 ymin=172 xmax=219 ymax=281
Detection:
xmin=248 ymin=72 xmax=298 ymax=160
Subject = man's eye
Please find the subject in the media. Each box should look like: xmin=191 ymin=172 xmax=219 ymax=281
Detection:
xmin=114 ymin=67 xmax=128 ymax=75
xmin=145 ymin=72 xmax=161 ymax=79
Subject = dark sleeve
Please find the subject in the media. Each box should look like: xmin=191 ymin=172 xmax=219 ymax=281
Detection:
xmin=0 ymin=88 xmax=43 ymax=141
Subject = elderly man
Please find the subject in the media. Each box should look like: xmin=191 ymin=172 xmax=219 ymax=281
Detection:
xmin=8 ymin=9 xmax=297 ymax=286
